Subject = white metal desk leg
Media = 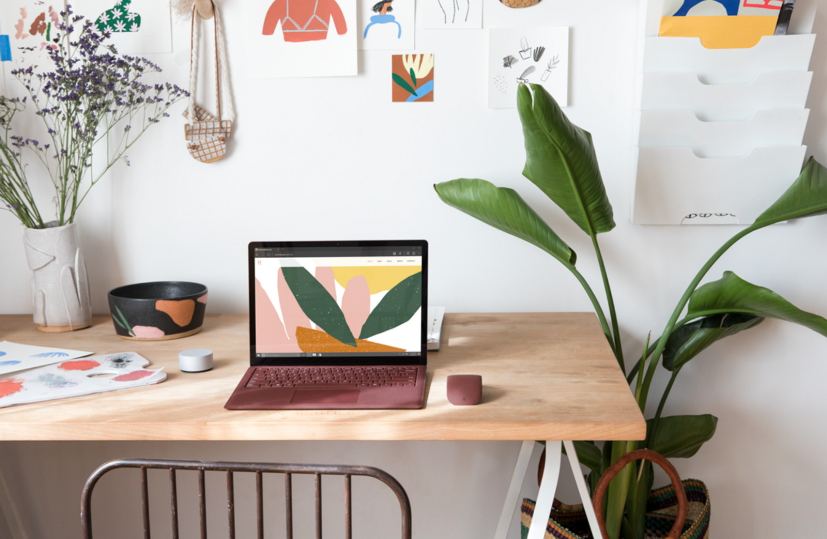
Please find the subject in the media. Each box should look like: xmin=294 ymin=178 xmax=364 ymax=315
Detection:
xmin=563 ymin=440 xmax=603 ymax=539
xmin=527 ymin=441 xmax=562 ymax=539
xmin=494 ymin=441 xmax=536 ymax=539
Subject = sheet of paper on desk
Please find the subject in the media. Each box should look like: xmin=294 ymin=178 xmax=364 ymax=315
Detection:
xmin=0 ymin=341 xmax=93 ymax=376
xmin=0 ymin=352 xmax=166 ymax=408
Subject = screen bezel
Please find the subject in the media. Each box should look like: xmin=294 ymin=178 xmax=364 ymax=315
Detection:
xmin=248 ymin=240 xmax=428 ymax=366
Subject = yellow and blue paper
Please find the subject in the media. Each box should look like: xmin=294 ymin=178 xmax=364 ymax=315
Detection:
xmin=661 ymin=0 xmax=783 ymax=48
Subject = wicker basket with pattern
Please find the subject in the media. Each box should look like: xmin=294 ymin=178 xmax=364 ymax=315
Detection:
xmin=521 ymin=450 xmax=710 ymax=539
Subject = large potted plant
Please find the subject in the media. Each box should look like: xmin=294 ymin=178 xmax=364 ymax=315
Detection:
xmin=434 ymin=83 xmax=827 ymax=538
xmin=0 ymin=5 xmax=187 ymax=332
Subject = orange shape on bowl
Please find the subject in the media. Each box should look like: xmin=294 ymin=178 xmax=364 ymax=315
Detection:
xmin=156 ymin=299 xmax=196 ymax=327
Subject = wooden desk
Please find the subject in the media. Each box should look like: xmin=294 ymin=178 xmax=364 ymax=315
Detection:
xmin=0 ymin=313 xmax=644 ymax=539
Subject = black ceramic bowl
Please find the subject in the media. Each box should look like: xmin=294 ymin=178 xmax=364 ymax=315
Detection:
xmin=108 ymin=282 xmax=208 ymax=340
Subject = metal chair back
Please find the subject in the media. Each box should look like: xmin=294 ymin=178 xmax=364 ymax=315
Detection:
xmin=81 ymin=458 xmax=412 ymax=539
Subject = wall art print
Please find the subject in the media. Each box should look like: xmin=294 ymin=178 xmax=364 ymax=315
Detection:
xmin=418 ymin=0 xmax=482 ymax=28
xmin=392 ymin=53 xmax=434 ymax=102
xmin=359 ymin=0 xmax=415 ymax=51
xmin=246 ymin=0 xmax=358 ymax=78
xmin=72 ymin=0 xmax=172 ymax=53
xmin=488 ymin=26 xmax=568 ymax=109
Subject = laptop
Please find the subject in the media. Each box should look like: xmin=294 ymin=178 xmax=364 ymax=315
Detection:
xmin=225 ymin=240 xmax=428 ymax=410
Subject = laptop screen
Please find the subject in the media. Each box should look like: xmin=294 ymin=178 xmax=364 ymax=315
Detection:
xmin=250 ymin=242 xmax=426 ymax=365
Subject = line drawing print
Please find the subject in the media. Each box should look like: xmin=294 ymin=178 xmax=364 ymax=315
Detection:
xmin=436 ymin=0 xmax=470 ymax=24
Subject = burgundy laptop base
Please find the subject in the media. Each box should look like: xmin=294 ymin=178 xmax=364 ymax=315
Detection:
xmin=224 ymin=365 xmax=427 ymax=410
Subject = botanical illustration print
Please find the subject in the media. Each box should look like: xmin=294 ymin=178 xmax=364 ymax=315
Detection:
xmin=392 ymin=53 xmax=434 ymax=102
xmin=359 ymin=0 xmax=414 ymax=51
xmin=419 ymin=0 xmax=481 ymax=29
xmin=488 ymin=27 xmax=568 ymax=109
xmin=262 ymin=0 xmax=348 ymax=42
xmin=95 ymin=0 xmax=142 ymax=33
xmin=256 ymin=264 xmax=423 ymax=354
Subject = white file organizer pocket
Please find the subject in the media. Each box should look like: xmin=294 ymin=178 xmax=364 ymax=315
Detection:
xmin=639 ymin=109 xmax=810 ymax=154
xmin=641 ymin=71 xmax=812 ymax=120
xmin=633 ymin=146 xmax=807 ymax=226
xmin=643 ymin=34 xmax=816 ymax=82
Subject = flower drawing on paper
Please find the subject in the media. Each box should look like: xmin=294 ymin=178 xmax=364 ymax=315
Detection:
xmin=392 ymin=54 xmax=435 ymax=103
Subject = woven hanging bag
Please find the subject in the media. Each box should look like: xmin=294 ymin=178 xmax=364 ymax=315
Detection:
xmin=185 ymin=0 xmax=234 ymax=163
xmin=521 ymin=450 xmax=710 ymax=539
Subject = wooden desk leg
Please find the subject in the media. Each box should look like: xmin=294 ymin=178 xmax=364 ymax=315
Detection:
xmin=563 ymin=440 xmax=602 ymax=539
xmin=493 ymin=441 xmax=537 ymax=539
xmin=526 ymin=441 xmax=562 ymax=539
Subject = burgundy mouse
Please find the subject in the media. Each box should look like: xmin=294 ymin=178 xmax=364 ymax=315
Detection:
xmin=447 ymin=374 xmax=483 ymax=406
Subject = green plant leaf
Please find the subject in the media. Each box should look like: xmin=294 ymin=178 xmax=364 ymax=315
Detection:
xmin=573 ymin=441 xmax=602 ymax=473
xmin=392 ymin=73 xmax=418 ymax=96
xmin=648 ymin=415 xmax=717 ymax=459
xmin=409 ymin=67 xmax=417 ymax=87
xmin=434 ymin=179 xmax=576 ymax=265
xmin=687 ymin=272 xmax=827 ymax=338
xmin=663 ymin=313 xmax=764 ymax=371
xmin=517 ymin=83 xmax=615 ymax=236
xmin=281 ymin=267 xmax=356 ymax=347
xmin=359 ymin=272 xmax=423 ymax=340
xmin=754 ymin=157 xmax=827 ymax=228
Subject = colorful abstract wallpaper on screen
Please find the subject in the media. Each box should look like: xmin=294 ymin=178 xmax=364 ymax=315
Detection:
xmin=255 ymin=259 xmax=422 ymax=355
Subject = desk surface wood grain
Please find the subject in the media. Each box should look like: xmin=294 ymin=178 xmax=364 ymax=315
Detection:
xmin=0 ymin=313 xmax=645 ymax=441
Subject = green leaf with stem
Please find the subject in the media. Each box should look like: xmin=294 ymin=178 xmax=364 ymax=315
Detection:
xmin=648 ymin=415 xmax=718 ymax=459
xmin=641 ymin=159 xmax=827 ymax=454
xmin=663 ymin=313 xmax=764 ymax=372
xmin=434 ymin=178 xmax=615 ymax=344
xmin=517 ymin=83 xmax=623 ymax=366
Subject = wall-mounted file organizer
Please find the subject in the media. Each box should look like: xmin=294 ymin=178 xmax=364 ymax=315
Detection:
xmin=632 ymin=0 xmax=817 ymax=226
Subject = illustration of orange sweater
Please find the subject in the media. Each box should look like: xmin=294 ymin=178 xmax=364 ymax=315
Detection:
xmin=262 ymin=0 xmax=348 ymax=42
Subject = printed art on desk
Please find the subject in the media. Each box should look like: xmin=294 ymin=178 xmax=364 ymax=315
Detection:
xmin=255 ymin=262 xmax=422 ymax=355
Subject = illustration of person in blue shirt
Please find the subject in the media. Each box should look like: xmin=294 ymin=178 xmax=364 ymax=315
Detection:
xmin=364 ymin=0 xmax=402 ymax=39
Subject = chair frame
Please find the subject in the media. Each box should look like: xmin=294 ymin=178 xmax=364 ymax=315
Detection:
xmin=81 ymin=458 xmax=412 ymax=539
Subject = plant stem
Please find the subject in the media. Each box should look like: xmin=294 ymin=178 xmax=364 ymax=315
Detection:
xmin=653 ymin=368 xmax=680 ymax=424
xmin=638 ymin=226 xmax=756 ymax=413
xmin=568 ymin=264 xmax=615 ymax=351
xmin=592 ymin=234 xmax=624 ymax=369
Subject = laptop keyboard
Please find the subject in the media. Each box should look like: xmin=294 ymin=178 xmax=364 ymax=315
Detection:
xmin=246 ymin=366 xmax=419 ymax=390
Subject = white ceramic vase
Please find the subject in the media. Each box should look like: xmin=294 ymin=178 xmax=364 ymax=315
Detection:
xmin=23 ymin=223 xmax=92 ymax=332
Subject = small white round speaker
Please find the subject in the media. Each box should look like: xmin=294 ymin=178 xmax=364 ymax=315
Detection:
xmin=179 ymin=348 xmax=214 ymax=373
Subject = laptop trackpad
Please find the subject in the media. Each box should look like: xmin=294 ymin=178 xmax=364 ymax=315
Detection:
xmin=291 ymin=389 xmax=361 ymax=404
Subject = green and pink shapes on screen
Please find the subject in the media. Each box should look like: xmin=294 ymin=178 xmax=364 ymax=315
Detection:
xmin=96 ymin=0 xmax=142 ymax=33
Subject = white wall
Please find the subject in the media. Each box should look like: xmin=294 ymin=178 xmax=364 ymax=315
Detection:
xmin=2 ymin=0 xmax=827 ymax=537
